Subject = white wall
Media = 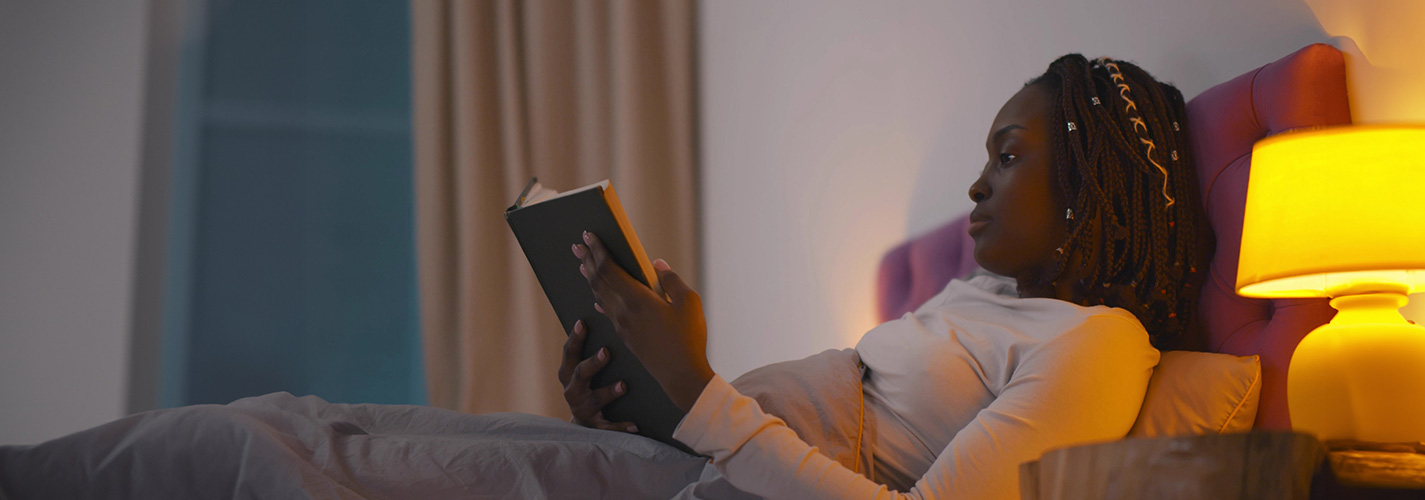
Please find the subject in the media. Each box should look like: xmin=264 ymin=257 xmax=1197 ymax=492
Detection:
xmin=1304 ymin=0 xmax=1425 ymax=321
xmin=698 ymin=0 xmax=1336 ymax=379
xmin=0 ymin=2 xmax=148 ymax=444
xmin=1306 ymin=0 xmax=1425 ymax=124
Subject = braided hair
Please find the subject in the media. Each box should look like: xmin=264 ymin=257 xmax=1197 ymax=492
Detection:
xmin=1026 ymin=54 xmax=1214 ymax=349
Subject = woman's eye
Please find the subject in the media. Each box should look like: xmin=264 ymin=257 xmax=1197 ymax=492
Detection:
xmin=999 ymin=153 xmax=1017 ymax=165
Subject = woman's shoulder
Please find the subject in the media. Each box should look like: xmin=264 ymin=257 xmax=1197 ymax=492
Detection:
xmin=1028 ymin=310 xmax=1158 ymax=374
xmin=1075 ymin=304 xmax=1148 ymax=334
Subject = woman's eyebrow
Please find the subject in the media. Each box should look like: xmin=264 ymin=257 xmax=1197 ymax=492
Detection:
xmin=987 ymin=124 xmax=1026 ymax=148
xmin=993 ymin=124 xmax=1026 ymax=142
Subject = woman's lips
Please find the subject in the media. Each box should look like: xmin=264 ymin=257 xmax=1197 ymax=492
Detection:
xmin=968 ymin=219 xmax=990 ymax=236
xmin=968 ymin=210 xmax=991 ymax=236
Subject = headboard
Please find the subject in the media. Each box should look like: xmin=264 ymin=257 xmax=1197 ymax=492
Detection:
xmin=875 ymin=44 xmax=1350 ymax=430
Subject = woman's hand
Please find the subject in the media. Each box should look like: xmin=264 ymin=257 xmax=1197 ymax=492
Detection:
xmin=572 ymin=231 xmax=715 ymax=412
xmin=557 ymin=319 xmax=639 ymax=433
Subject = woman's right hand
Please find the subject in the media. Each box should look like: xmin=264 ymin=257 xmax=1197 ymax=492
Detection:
xmin=558 ymin=319 xmax=639 ymax=433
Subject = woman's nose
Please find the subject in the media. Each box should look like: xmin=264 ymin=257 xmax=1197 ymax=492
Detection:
xmin=968 ymin=175 xmax=990 ymax=203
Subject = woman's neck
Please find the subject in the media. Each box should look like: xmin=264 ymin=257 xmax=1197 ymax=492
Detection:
xmin=1015 ymin=249 xmax=1091 ymax=304
xmin=1015 ymin=279 xmax=1079 ymax=302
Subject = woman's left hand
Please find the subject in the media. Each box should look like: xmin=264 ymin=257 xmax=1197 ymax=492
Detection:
xmin=573 ymin=231 xmax=715 ymax=412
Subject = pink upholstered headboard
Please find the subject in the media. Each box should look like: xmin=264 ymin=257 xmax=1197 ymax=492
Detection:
xmin=875 ymin=44 xmax=1349 ymax=430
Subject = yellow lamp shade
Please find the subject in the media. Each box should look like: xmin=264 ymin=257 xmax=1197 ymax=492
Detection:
xmin=1237 ymin=125 xmax=1425 ymax=298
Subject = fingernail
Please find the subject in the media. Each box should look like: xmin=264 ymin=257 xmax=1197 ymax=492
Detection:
xmin=615 ymin=381 xmax=625 ymax=393
xmin=594 ymin=302 xmax=604 ymax=314
xmin=574 ymin=320 xmax=584 ymax=334
xmin=653 ymin=259 xmax=670 ymax=272
xmin=582 ymin=231 xmax=592 ymax=243
xmin=571 ymin=243 xmax=583 ymax=258
xmin=598 ymin=348 xmax=608 ymax=361
xmin=579 ymin=264 xmax=587 ymax=277
xmin=627 ymin=425 xmax=638 ymax=433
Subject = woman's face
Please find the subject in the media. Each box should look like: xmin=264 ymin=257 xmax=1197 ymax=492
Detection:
xmin=967 ymin=83 xmax=1068 ymax=284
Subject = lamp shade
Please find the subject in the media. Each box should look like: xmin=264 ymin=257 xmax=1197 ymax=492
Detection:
xmin=1237 ymin=125 xmax=1425 ymax=298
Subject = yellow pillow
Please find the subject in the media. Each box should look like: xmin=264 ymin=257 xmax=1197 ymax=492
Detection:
xmin=1127 ymin=351 xmax=1261 ymax=437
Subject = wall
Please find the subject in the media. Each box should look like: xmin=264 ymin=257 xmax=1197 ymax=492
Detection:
xmin=0 ymin=2 xmax=149 ymax=444
xmin=1302 ymin=0 xmax=1425 ymax=320
xmin=698 ymin=0 xmax=1340 ymax=379
xmin=1305 ymin=0 xmax=1425 ymax=124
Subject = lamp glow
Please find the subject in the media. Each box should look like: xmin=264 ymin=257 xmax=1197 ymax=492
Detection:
xmin=1239 ymin=125 xmax=1425 ymax=443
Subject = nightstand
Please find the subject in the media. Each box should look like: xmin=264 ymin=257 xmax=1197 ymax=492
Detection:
xmin=1314 ymin=441 xmax=1425 ymax=499
xmin=1019 ymin=432 xmax=1425 ymax=500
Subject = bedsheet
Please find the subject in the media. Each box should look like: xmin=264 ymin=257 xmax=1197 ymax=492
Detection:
xmin=0 ymin=349 xmax=867 ymax=499
xmin=0 ymin=393 xmax=709 ymax=499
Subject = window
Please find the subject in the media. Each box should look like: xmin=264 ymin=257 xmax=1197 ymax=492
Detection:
xmin=160 ymin=0 xmax=423 ymax=407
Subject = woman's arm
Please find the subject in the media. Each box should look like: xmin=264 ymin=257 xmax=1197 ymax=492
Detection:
xmin=675 ymin=315 xmax=1156 ymax=500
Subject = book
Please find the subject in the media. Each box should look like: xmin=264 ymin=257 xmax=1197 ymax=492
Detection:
xmin=504 ymin=177 xmax=695 ymax=455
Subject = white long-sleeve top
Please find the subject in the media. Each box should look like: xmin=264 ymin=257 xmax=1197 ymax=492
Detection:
xmin=673 ymin=275 xmax=1160 ymax=499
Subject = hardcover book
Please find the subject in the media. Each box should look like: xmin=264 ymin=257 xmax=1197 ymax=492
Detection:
xmin=504 ymin=178 xmax=694 ymax=455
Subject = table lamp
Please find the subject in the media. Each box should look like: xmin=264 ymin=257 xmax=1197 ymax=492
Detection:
xmin=1238 ymin=125 xmax=1425 ymax=443
xmin=1236 ymin=124 xmax=1425 ymax=441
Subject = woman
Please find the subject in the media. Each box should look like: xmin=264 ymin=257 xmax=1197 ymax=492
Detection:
xmin=564 ymin=53 xmax=1211 ymax=499
xmin=0 ymin=54 xmax=1210 ymax=500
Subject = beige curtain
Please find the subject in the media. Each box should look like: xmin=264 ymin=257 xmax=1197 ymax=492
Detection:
xmin=411 ymin=0 xmax=700 ymax=418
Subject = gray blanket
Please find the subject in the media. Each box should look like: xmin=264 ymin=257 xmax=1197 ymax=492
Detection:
xmin=0 ymin=349 xmax=867 ymax=499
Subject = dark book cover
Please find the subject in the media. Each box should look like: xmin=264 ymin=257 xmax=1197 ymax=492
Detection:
xmin=504 ymin=179 xmax=695 ymax=455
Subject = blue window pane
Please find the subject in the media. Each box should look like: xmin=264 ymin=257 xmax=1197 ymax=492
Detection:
xmin=165 ymin=0 xmax=423 ymax=406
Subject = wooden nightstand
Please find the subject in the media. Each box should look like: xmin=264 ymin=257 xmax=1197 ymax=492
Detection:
xmin=1314 ymin=441 xmax=1425 ymax=499
xmin=1019 ymin=432 xmax=1425 ymax=500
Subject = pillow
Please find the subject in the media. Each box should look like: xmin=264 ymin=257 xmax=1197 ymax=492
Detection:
xmin=729 ymin=348 xmax=871 ymax=475
xmin=1127 ymin=351 xmax=1261 ymax=437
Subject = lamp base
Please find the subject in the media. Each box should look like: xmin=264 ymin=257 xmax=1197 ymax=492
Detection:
xmin=1289 ymin=292 xmax=1425 ymax=443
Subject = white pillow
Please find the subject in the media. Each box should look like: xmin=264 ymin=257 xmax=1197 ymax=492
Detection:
xmin=1127 ymin=350 xmax=1261 ymax=437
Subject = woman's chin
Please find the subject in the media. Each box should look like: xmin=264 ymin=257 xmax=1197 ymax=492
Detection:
xmin=970 ymin=244 xmax=1000 ymax=275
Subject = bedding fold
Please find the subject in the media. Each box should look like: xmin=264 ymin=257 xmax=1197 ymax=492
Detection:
xmin=0 ymin=348 xmax=868 ymax=499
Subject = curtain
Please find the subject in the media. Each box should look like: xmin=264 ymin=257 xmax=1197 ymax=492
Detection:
xmin=411 ymin=0 xmax=699 ymax=417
